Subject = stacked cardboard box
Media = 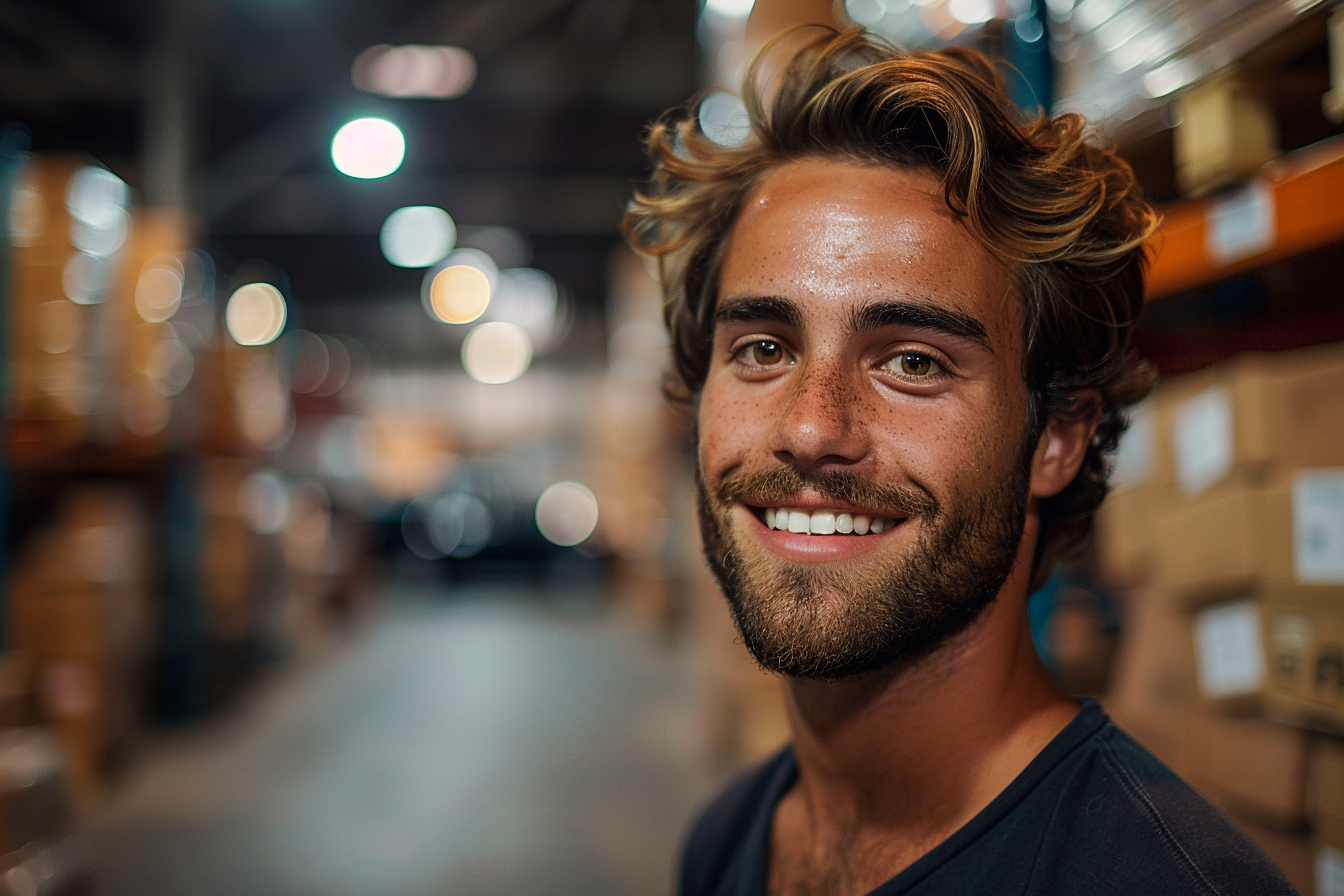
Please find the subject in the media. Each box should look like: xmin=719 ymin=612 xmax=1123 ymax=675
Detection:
xmin=6 ymin=487 xmax=152 ymax=802
xmin=1100 ymin=342 xmax=1344 ymax=894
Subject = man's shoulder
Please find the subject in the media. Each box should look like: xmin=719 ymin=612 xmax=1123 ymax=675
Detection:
xmin=1026 ymin=718 xmax=1298 ymax=895
xmin=679 ymin=749 xmax=790 ymax=896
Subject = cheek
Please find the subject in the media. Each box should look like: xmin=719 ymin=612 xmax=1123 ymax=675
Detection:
xmin=697 ymin=371 xmax=772 ymax=473
xmin=874 ymin=390 xmax=1023 ymax=493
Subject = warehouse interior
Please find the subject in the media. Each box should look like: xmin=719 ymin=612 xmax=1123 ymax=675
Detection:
xmin=2 ymin=0 xmax=1344 ymax=893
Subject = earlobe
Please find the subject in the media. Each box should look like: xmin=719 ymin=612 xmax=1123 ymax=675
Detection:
xmin=1029 ymin=408 xmax=1098 ymax=500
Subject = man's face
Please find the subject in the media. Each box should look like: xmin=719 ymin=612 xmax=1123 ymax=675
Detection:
xmin=696 ymin=159 xmax=1035 ymax=680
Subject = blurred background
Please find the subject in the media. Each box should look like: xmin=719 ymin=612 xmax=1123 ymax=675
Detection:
xmin=0 ymin=0 xmax=1343 ymax=893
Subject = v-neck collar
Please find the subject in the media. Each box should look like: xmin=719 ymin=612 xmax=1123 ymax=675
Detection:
xmin=735 ymin=700 xmax=1106 ymax=896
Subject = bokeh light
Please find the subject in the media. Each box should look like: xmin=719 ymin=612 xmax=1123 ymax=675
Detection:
xmin=380 ymin=206 xmax=456 ymax=268
xmin=288 ymin=330 xmax=330 ymax=394
xmin=135 ymin=253 xmax=185 ymax=323
xmin=61 ymin=252 xmax=110 ymax=305
xmin=704 ymin=0 xmax=756 ymax=17
xmin=352 ymin=45 xmax=477 ymax=99
xmin=331 ymin=118 xmax=406 ymax=179
xmin=428 ymin=493 xmax=493 ymax=558
xmin=462 ymin=321 xmax=532 ymax=384
xmin=147 ymin=338 xmax=194 ymax=397
xmin=699 ymin=92 xmax=751 ymax=147
xmin=427 ymin=265 xmax=491 ymax=324
xmin=238 ymin=471 xmax=290 ymax=535
xmin=535 ymin=481 xmax=600 ymax=547
xmin=226 ymin=283 xmax=287 ymax=346
xmin=66 ymin=165 xmax=129 ymax=257
xmin=486 ymin=268 xmax=565 ymax=350
xmin=65 ymin=165 xmax=127 ymax=230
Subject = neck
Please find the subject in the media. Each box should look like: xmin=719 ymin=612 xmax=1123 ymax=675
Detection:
xmin=780 ymin=536 xmax=1077 ymax=846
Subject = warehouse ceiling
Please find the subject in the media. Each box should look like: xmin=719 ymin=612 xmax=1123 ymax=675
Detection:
xmin=0 ymin=0 xmax=699 ymax=349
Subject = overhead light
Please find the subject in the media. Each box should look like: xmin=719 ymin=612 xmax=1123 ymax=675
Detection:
xmin=949 ymin=0 xmax=995 ymax=25
xmin=535 ymin=481 xmax=599 ymax=547
xmin=352 ymin=45 xmax=476 ymax=99
xmin=704 ymin=0 xmax=756 ymax=18
xmin=462 ymin=321 xmax=532 ymax=384
xmin=699 ymin=92 xmax=751 ymax=147
xmin=226 ymin=283 xmax=287 ymax=346
xmin=380 ymin=206 xmax=456 ymax=268
xmin=427 ymin=265 xmax=492 ymax=324
xmin=331 ymin=118 xmax=405 ymax=179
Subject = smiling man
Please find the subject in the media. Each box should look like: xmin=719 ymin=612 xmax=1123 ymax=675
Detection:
xmin=625 ymin=26 xmax=1297 ymax=896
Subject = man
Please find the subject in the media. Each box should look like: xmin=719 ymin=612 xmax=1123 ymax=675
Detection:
xmin=624 ymin=26 xmax=1297 ymax=896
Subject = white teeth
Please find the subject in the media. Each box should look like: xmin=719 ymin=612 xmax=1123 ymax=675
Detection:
xmin=763 ymin=508 xmax=896 ymax=536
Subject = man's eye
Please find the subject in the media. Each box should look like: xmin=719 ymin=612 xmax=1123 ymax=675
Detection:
xmin=745 ymin=341 xmax=787 ymax=366
xmin=885 ymin=352 xmax=941 ymax=377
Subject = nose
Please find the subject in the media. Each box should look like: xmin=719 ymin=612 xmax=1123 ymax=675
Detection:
xmin=769 ymin=358 xmax=870 ymax=471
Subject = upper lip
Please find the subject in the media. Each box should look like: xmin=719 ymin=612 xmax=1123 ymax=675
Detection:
xmin=739 ymin=493 xmax=906 ymax=519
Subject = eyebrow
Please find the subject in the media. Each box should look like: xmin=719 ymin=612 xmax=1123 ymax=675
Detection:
xmin=848 ymin=300 xmax=991 ymax=350
xmin=713 ymin=295 xmax=803 ymax=329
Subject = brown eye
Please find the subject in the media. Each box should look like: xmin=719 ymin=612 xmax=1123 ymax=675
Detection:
xmin=750 ymin=341 xmax=784 ymax=366
xmin=887 ymin=352 xmax=940 ymax=377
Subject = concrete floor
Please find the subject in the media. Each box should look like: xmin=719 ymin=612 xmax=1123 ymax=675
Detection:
xmin=85 ymin=584 xmax=723 ymax=896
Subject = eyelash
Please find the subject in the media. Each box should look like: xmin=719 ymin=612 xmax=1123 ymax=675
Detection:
xmin=731 ymin=339 xmax=794 ymax=369
xmin=880 ymin=350 xmax=948 ymax=381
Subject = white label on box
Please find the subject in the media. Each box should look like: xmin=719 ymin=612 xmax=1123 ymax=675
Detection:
xmin=1110 ymin=402 xmax=1153 ymax=490
xmin=1173 ymin=387 xmax=1233 ymax=495
xmin=1294 ymin=470 xmax=1344 ymax=583
xmin=1207 ymin=180 xmax=1275 ymax=265
xmin=1318 ymin=845 xmax=1344 ymax=896
xmin=1194 ymin=599 xmax=1264 ymax=698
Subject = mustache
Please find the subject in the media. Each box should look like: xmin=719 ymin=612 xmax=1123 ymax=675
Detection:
xmin=714 ymin=466 xmax=939 ymax=519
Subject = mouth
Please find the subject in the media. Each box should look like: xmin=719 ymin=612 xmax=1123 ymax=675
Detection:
xmin=749 ymin=505 xmax=909 ymax=536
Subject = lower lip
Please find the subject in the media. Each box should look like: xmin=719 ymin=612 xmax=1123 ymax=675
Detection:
xmin=742 ymin=508 xmax=910 ymax=562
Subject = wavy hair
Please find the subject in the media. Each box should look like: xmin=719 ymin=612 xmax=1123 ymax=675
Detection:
xmin=623 ymin=26 xmax=1159 ymax=588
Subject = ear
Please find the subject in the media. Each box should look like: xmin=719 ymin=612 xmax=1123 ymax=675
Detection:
xmin=1029 ymin=394 xmax=1100 ymax=500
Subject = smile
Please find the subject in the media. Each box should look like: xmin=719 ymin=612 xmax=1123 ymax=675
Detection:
xmin=758 ymin=507 xmax=905 ymax=536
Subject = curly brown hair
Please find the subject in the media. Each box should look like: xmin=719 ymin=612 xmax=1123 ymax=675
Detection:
xmin=623 ymin=26 xmax=1159 ymax=589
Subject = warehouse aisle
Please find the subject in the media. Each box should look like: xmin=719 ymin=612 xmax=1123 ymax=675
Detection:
xmin=84 ymin=585 xmax=721 ymax=896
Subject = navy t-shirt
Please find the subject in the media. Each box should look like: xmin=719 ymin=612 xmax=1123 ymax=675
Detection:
xmin=680 ymin=701 xmax=1298 ymax=896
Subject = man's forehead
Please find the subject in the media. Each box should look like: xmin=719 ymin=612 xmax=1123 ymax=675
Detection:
xmin=720 ymin=159 xmax=1017 ymax=338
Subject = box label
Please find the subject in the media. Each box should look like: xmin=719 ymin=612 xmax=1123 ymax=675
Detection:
xmin=1173 ymin=387 xmax=1233 ymax=495
xmin=1294 ymin=471 xmax=1344 ymax=584
xmin=1195 ymin=599 xmax=1264 ymax=698
xmin=1207 ymin=180 xmax=1275 ymax=265
xmin=1110 ymin=403 xmax=1153 ymax=490
xmin=1319 ymin=845 xmax=1344 ymax=896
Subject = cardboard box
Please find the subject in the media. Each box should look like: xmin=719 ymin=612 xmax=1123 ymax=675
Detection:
xmin=1182 ymin=709 xmax=1310 ymax=828
xmin=1266 ymin=595 xmax=1344 ymax=734
xmin=1314 ymin=737 xmax=1344 ymax=819
xmin=1094 ymin=483 xmax=1166 ymax=584
xmin=1173 ymin=72 xmax=1279 ymax=195
xmin=1318 ymin=813 xmax=1344 ymax=896
xmin=1238 ymin=817 xmax=1316 ymax=896
xmin=1192 ymin=596 xmax=1267 ymax=709
xmin=1107 ymin=588 xmax=1311 ymax=827
xmin=1149 ymin=345 xmax=1344 ymax=497
xmin=1106 ymin=588 xmax=1199 ymax=767
xmin=1152 ymin=470 xmax=1344 ymax=602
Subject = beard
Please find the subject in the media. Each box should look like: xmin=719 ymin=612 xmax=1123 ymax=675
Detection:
xmin=696 ymin=453 xmax=1031 ymax=680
